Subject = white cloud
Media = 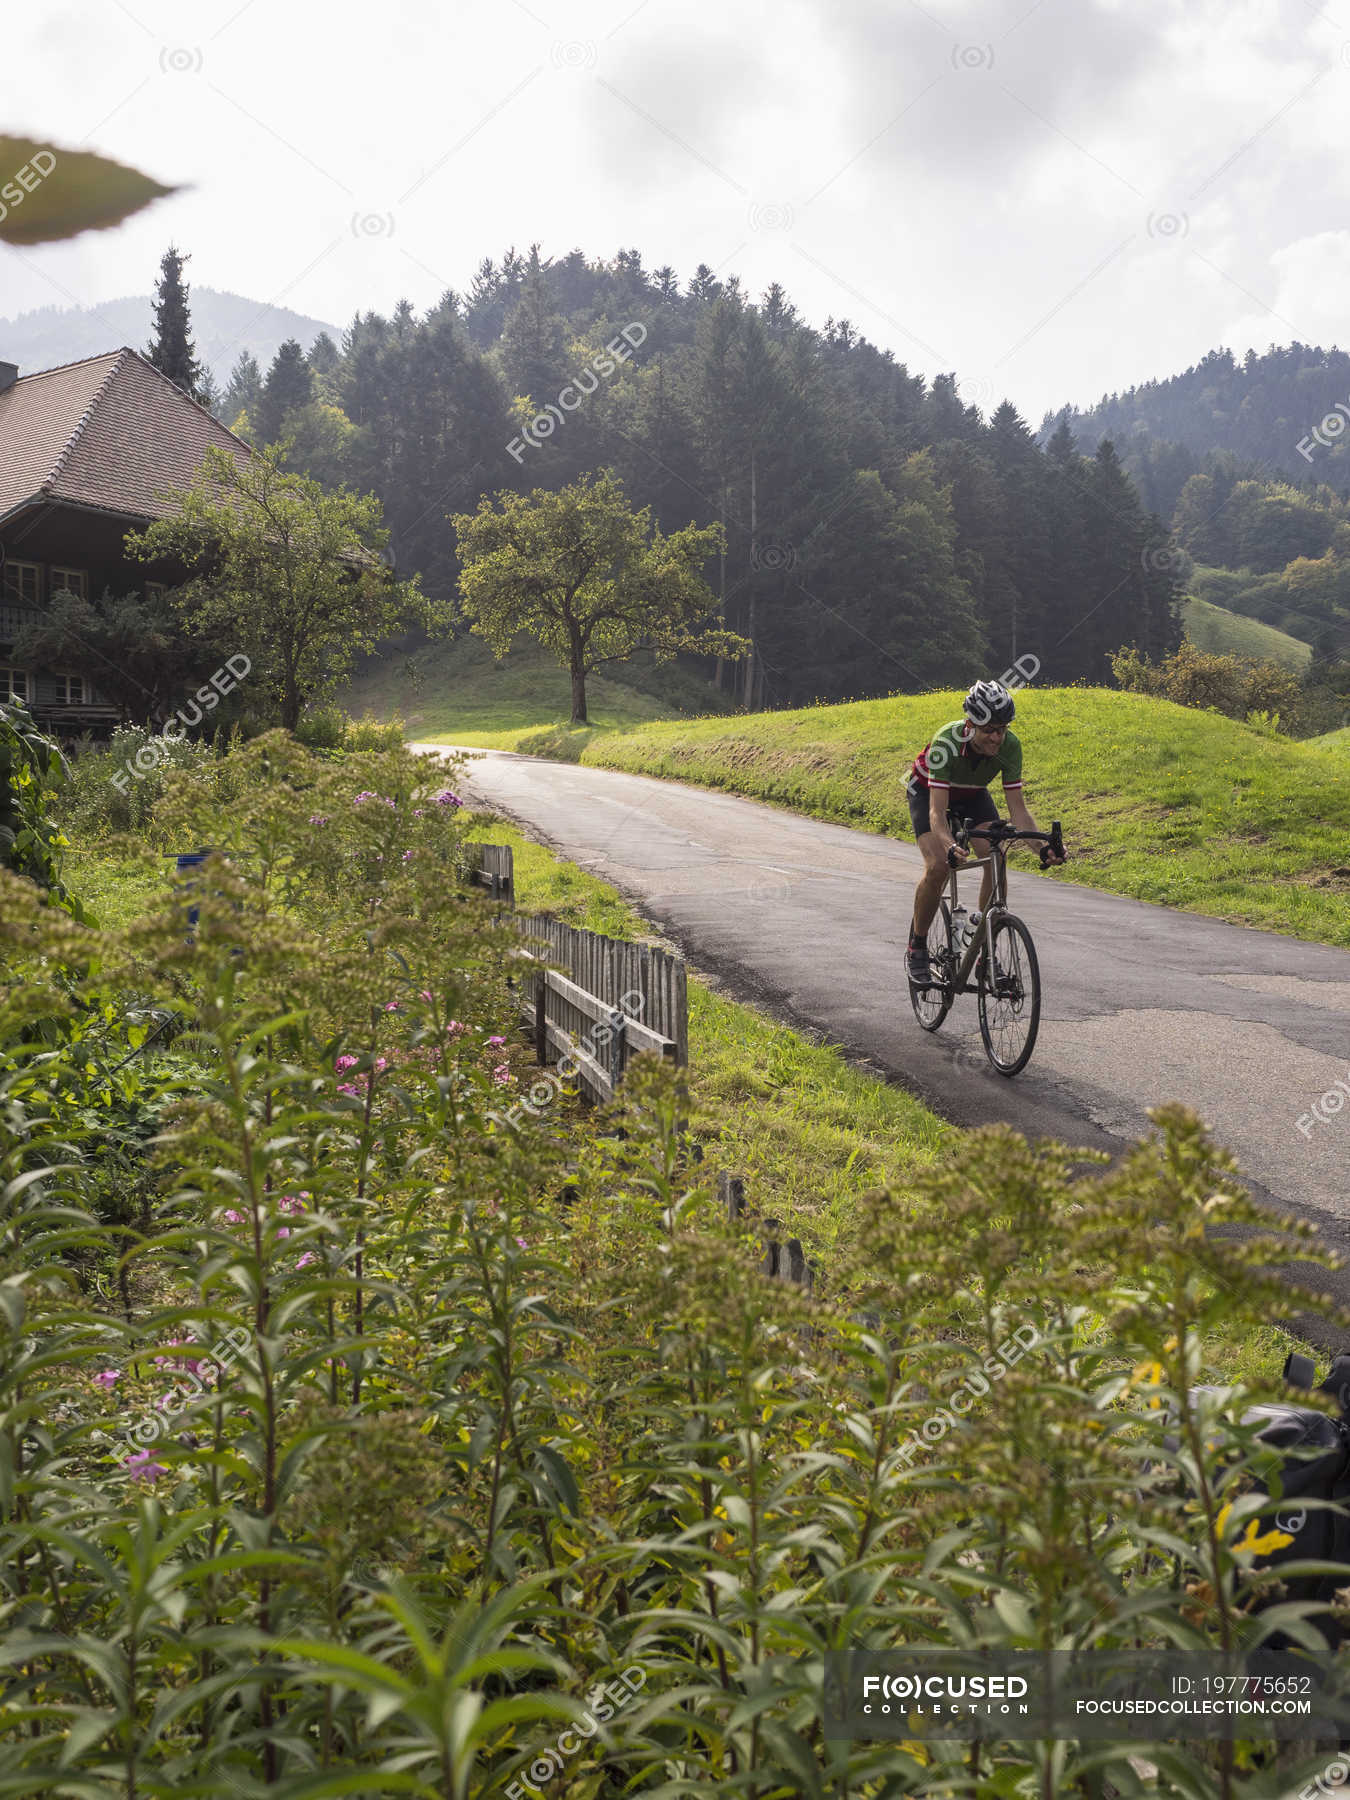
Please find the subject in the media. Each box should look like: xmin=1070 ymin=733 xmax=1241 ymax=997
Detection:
xmin=4 ymin=0 xmax=1350 ymax=421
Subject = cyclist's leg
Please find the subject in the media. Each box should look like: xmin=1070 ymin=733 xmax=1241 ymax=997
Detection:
xmin=906 ymin=778 xmax=950 ymax=936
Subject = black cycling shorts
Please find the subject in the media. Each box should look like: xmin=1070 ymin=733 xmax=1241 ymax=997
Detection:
xmin=906 ymin=776 xmax=999 ymax=840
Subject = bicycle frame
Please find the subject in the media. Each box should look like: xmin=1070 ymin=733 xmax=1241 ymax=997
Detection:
xmin=943 ymin=843 xmax=1009 ymax=994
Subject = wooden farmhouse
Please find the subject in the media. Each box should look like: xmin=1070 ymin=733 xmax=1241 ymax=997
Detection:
xmin=0 ymin=348 xmax=252 ymax=737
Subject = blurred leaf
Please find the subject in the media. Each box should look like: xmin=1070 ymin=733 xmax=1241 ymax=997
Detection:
xmin=0 ymin=137 xmax=177 ymax=244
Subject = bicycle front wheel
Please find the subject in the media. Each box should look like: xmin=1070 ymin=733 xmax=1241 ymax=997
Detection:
xmin=910 ymin=899 xmax=954 ymax=1033
xmin=977 ymin=913 xmax=1041 ymax=1075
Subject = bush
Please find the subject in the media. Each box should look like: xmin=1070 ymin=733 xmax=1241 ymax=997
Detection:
xmin=345 ymin=711 xmax=404 ymax=751
xmin=294 ymin=703 xmax=348 ymax=750
xmin=1111 ymin=640 xmax=1303 ymax=728
xmin=57 ymin=727 xmax=216 ymax=837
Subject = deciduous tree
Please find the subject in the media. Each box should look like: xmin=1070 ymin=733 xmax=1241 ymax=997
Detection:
xmin=126 ymin=445 xmax=434 ymax=731
xmin=453 ymin=470 xmax=740 ymax=723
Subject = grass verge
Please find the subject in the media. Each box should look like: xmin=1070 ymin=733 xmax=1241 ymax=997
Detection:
xmin=582 ymin=684 xmax=1350 ymax=947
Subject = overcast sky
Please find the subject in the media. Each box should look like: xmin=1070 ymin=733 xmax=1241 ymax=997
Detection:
xmin=7 ymin=0 xmax=1350 ymax=422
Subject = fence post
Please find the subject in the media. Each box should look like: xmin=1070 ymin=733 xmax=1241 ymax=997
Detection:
xmin=720 ymin=1172 xmax=746 ymax=1221
xmin=607 ymin=1008 xmax=626 ymax=1092
xmin=534 ymin=968 xmax=548 ymax=1066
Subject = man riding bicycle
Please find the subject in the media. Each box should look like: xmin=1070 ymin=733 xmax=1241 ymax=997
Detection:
xmin=905 ymin=680 xmax=1064 ymax=986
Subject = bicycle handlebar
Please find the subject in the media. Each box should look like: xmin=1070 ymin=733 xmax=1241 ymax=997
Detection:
xmin=946 ymin=819 xmax=1066 ymax=869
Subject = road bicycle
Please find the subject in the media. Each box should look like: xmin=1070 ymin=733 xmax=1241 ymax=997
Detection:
xmin=908 ymin=818 xmax=1065 ymax=1076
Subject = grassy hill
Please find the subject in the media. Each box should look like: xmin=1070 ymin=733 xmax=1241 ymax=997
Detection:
xmin=1181 ymin=595 xmax=1312 ymax=671
xmin=580 ymin=686 xmax=1350 ymax=946
xmin=1308 ymin=725 xmax=1350 ymax=754
xmin=340 ymin=634 xmax=734 ymax=747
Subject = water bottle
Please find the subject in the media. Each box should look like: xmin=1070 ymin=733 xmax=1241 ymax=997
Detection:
xmin=951 ymin=905 xmax=967 ymax=947
xmin=962 ymin=909 xmax=983 ymax=951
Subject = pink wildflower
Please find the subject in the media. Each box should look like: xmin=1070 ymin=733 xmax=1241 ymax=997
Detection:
xmin=126 ymin=1451 xmax=166 ymax=1481
xmin=493 ymin=1063 xmax=512 ymax=1085
xmin=222 ymin=1208 xmax=247 ymax=1225
xmin=297 ymin=1251 xmax=318 ymax=1269
xmin=95 ymin=1369 xmax=119 ymax=1389
xmin=337 ymin=1082 xmax=363 ymax=1099
xmin=353 ymin=791 xmax=376 ymax=806
xmin=402 ymin=850 xmax=414 ymax=862
xmin=516 ymin=1236 xmax=528 ymax=1249
xmin=487 ymin=1035 xmax=505 ymax=1046
xmin=446 ymin=1020 xmax=467 ymax=1038
xmin=334 ymin=1055 xmax=358 ymax=1073
xmin=419 ymin=989 xmax=433 ymax=1002
xmin=308 ymin=814 xmax=329 ymax=826
xmin=434 ymin=790 xmax=461 ymax=808
xmin=278 ymin=1193 xmax=309 ymax=1214
xmin=384 ymin=1001 xmax=401 ymax=1012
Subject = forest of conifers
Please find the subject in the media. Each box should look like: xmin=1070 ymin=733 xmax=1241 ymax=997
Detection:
xmin=217 ymin=246 xmax=1183 ymax=708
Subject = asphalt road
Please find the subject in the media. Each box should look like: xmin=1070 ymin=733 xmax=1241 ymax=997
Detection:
xmin=419 ymin=743 xmax=1350 ymax=1349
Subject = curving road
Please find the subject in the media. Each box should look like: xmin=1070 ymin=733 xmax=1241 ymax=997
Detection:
xmin=419 ymin=744 xmax=1350 ymax=1346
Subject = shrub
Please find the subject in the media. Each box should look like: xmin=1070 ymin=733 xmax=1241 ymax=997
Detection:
xmin=56 ymin=726 xmax=215 ymax=837
xmin=1111 ymin=639 xmax=1303 ymax=728
xmin=294 ymin=703 xmax=348 ymax=750
xmin=0 ymin=698 xmax=79 ymax=909
xmin=345 ymin=711 xmax=404 ymax=751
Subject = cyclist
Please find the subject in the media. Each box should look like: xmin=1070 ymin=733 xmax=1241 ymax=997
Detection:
xmin=905 ymin=680 xmax=1064 ymax=986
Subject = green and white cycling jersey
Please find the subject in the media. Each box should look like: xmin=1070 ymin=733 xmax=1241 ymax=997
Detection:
xmin=910 ymin=719 xmax=1023 ymax=796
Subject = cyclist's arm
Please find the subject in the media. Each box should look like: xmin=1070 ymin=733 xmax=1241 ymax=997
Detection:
xmin=927 ymin=785 xmax=965 ymax=856
xmin=1005 ymin=784 xmax=1036 ymax=832
xmin=1005 ymin=785 xmax=1065 ymax=861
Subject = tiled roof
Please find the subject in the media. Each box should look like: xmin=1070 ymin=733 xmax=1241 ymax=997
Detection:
xmin=0 ymin=347 xmax=253 ymax=524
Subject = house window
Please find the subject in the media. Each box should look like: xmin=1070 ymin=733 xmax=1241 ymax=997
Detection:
xmin=49 ymin=566 xmax=87 ymax=600
xmin=2 ymin=560 xmax=40 ymax=606
xmin=52 ymin=674 xmax=85 ymax=704
xmin=0 ymin=667 xmax=27 ymax=702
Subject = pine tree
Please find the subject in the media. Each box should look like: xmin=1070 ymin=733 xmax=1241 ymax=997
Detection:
xmin=500 ymin=259 xmax=570 ymax=406
xmin=146 ymin=245 xmax=203 ymax=399
xmin=254 ymin=339 xmax=314 ymax=447
xmin=221 ymin=351 xmax=262 ymax=430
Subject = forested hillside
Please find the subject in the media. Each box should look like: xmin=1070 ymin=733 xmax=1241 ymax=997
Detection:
xmin=219 ymin=247 xmax=1181 ymax=709
xmin=1051 ymin=342 xmax=1350 ymax=512
xmin=1046 ymin=343 xmax=1350 ymax=669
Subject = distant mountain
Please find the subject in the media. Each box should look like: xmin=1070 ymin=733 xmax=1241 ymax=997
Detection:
xmin=0 ymin=287 xmax=341 ymax=386
xmin=1046 ymin=342 xmax=1350 ymax=491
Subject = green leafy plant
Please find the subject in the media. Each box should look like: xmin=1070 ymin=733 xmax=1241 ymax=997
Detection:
xmin=0 ymin=698 xmax=81 ymax=912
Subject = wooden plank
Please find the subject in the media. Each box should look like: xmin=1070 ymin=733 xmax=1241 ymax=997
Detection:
xmin=539 ymin=969 xmax=674 ymax=1054
xmin=543 ymin=1022 xmax=614 ymax=1100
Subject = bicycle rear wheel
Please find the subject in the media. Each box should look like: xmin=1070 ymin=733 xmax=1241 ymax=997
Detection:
xmin=977 ymin=913 xmax=1040 ymax=1075
xmin=910 ymin=900 xmax=954 ymax=1032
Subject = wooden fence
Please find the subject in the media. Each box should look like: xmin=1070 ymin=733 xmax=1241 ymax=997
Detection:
xmin=719 ymin=1172 xmax=817 ymax=1294
xmin=515 ymin=914 xmax=687 ymax=1105
xmin=464 ymin=842 xmax=689 ymax=1105
xmin=463 ymin=841 xmax=514 ymax=902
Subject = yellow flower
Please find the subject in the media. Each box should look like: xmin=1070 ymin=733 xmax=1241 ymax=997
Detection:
xmin=1215 ymin=1503 xmax=1295 ymax=1557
